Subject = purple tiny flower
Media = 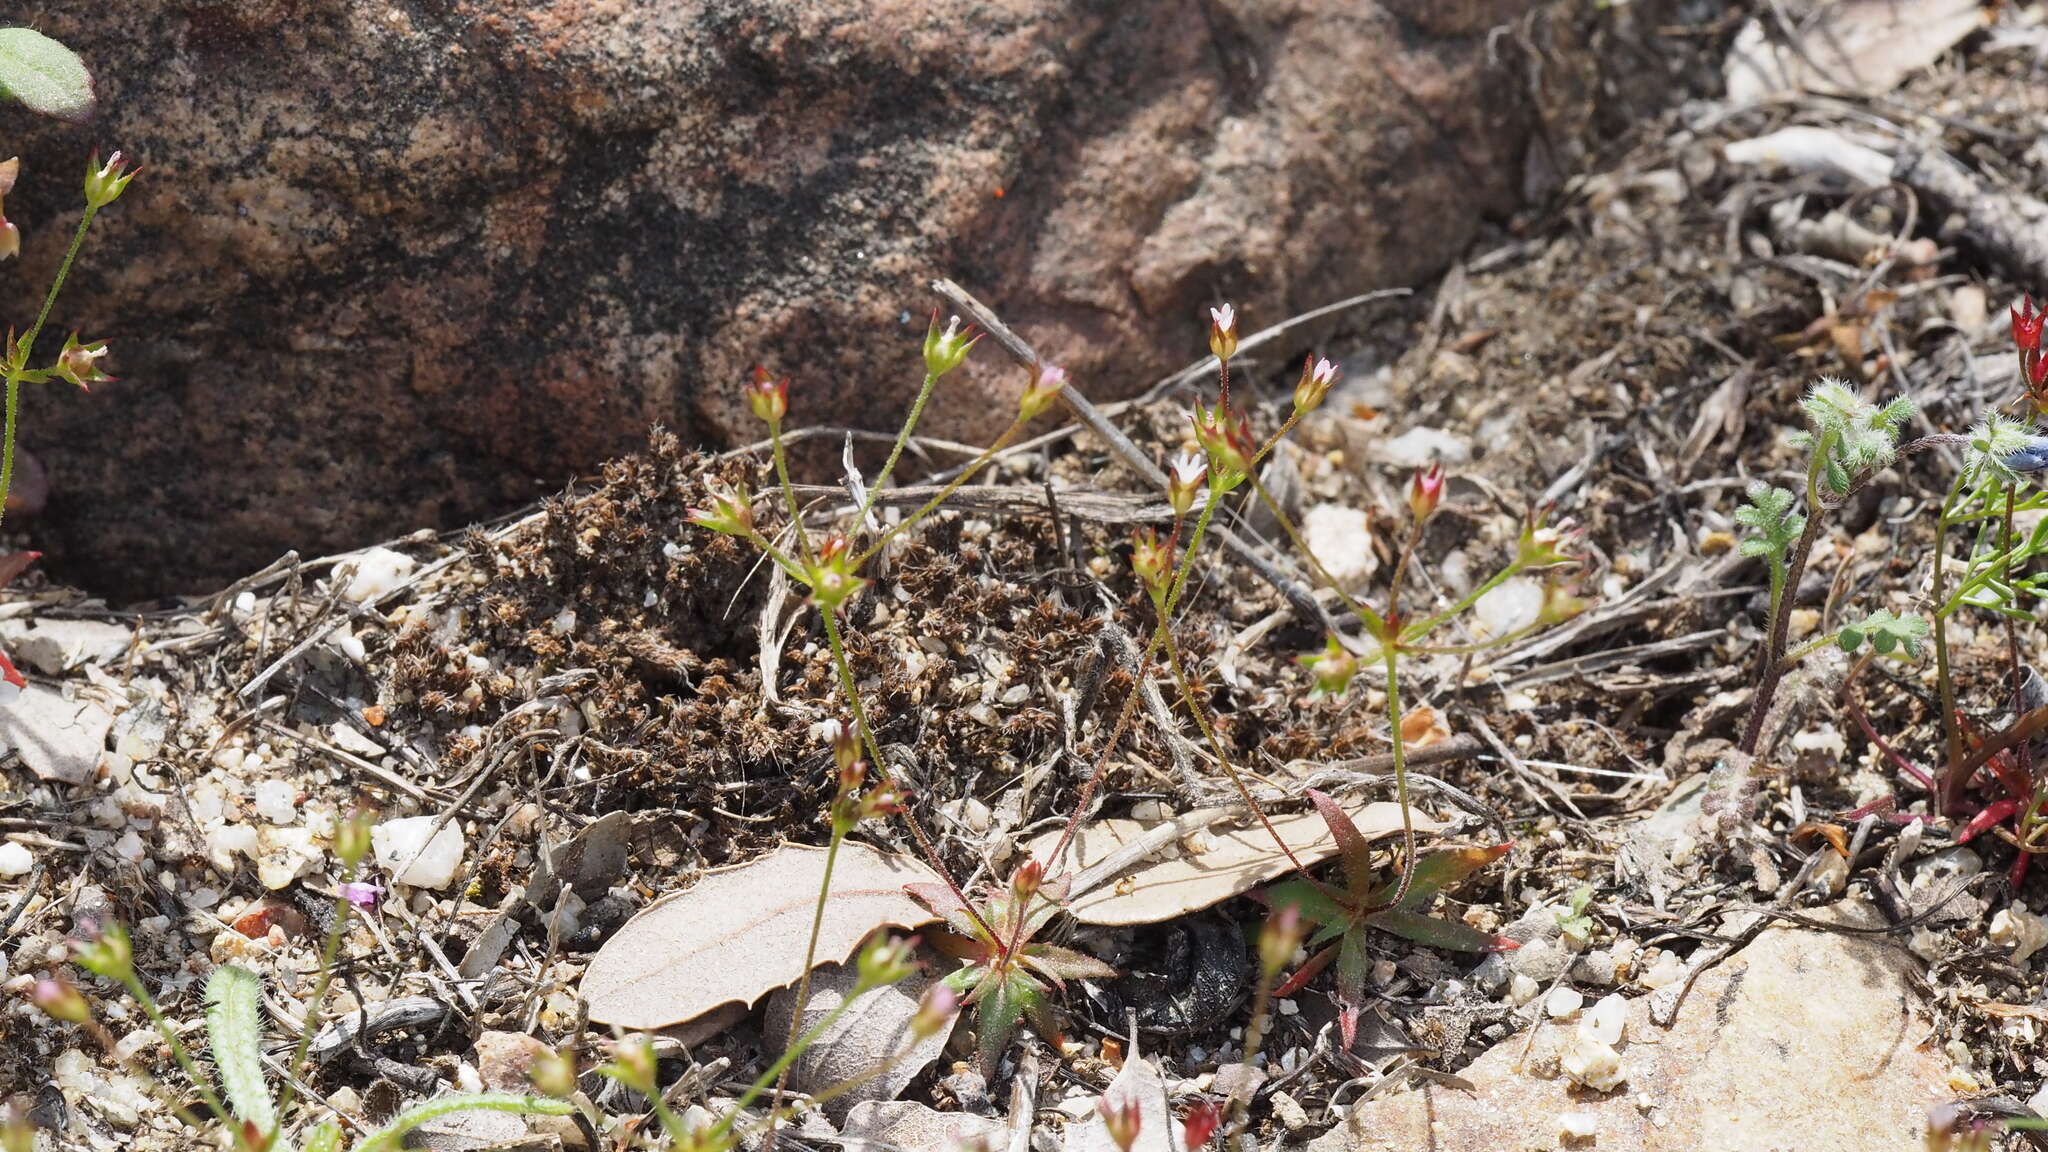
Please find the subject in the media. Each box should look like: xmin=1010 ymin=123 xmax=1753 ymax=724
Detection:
xmin=339 ymin=881 xmax=381 ymax=911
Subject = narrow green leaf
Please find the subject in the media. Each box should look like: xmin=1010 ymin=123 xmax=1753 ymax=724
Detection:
xmin=1266 ymin=878 xmax=1347 ymax=931
xmin=0 ymin=28 xmax=93 ymax=122
xmin=302 ymin=1122 xmax=343 ymax=1152
xmin=1366 ymin=908 xmax=1513 ymax=952
xmin=203 ymin=965 xmax=275 ymax=1135
xmin=1334 ymin=931 xmax=1368 ymax=1008
xmin=1022 ymin=943 xmax=1117 ymax=984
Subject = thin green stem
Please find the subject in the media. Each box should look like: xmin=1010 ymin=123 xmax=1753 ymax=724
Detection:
xmin=711 ymin=987 xmax=868 ymax=1143
xmin=1157 ymin=624 xmax=1329 ymax=889
xmin=1931 ymin=470 xmax=1968 ymax=778
xmin=0 ymin=204 xmax=98 ymax=533
xmin=1400 ymin=563 xmax=1523 ymax=646
xmin=1366 ymin=522 xmax=1426 ymax=914
xmin=741 ymin=527 xmax=807 ymax=583
xmin=818 ymin=606 xmax=995 ymax=943
xmin=770 ymin=418 xmax=814 ymax=567
xmin=276 ymin=872 xmax=361 ymax=1120
xmin=1246 ymin=469 xmax=1382 ymax=633
xmin=1163 ymin=488 xmax=1224 ymax=619
xmin=861 ymin=371 xmax=941 ymax=517
xmin=855 ymin=420 xmax=1022 ymax=567
xmin=120 ymin=973 xmax=233 ymax=1125
xmin=765 ymin=829 xmax=845 ymax=1148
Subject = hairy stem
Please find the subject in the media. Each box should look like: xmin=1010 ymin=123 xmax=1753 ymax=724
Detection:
xmin=1737 ymin=438 xmax=1832 ymax=760
xmin=277 ymin=871 xmax=362 ymax=1120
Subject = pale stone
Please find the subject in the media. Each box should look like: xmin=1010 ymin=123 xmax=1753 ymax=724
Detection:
xmin=372 ymin=815 xmax=466 ymax=889
xmin=1310 ymin=901 xmax=1947 ymax=1152
xmin=339 ymin=547 xmax=416 ymax=603
xmin=0 ymin=841 xmax=31 ymax=877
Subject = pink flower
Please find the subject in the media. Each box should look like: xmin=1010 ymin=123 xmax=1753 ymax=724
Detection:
xmin=339 ymin=881 xmax=381 ymax=911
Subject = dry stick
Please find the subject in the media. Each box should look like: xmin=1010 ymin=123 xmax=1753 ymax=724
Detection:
xmin=930 ymin=278 xmax=1336 ymax=633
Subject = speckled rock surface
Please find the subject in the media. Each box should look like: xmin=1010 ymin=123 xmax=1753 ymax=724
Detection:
xmin=3 ymin=0 xmax=1631 ymax=595
xmin=1307 ymin=901 xmax=1949 ymax=1152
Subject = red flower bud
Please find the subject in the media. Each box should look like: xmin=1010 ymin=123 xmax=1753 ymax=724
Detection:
xmin=2014 ymin=294 xmax=2044 ymax=354
xmin=1408 ymin=461 xmax=1445 ymax=523
xmin=1102 ymin=1097 xmax=1143 ymax=1152
xmin=745 ymin=365 xmax=789 ymax=424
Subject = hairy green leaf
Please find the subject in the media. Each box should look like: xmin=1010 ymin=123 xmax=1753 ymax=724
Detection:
xmin=301 ymin=1122 xmax=343 ymax=1152
xmin=1735 ymin=482 xmax=1804 ymax=563
xmin=203 ymin=965 xmax=275 ymax=1136
xmin=1839 ymin=608 xmax=1929 ymax=659
xmin=0 ymin=28 xmax=93 ymax=122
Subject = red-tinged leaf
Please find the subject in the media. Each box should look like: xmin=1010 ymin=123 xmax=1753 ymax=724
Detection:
xmin=929 ymin=927 xmax=999 ymax=966
xmin=0 ymin=648 xmax=21 ymax=703
xmin=1957 ymin=798 xmax=2020 ymax=844
xmin=1335 ymin=932 xmax=1368 ymax=1009
xmin=905 ymin=882 xmax=986 ymax=941
xmin=1372 ymin=844 xmax=1513 ymax=910
xmin=1274 ymin=942 xmax=1337 ymax=998
xmin=1306 ymin=790 xmax=1374 ymax=893
xmin=1022 ymin=943 xmax=1117 ymax=985
xmin=1365 ymin=908 xmax=1514 ymax=953
xmin=0 ymin=550 xmax=39 ymax=591
xmin=1337 ymin=1004 xmax=1360 ymax=1051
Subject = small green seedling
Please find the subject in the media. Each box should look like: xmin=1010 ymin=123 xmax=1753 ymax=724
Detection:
xmin=909 ymin=861 xmax=1115 ymax=1073
xmin=1554 ymin=884 xmax=1596 ymax=950
xmin=1266 ymin=791 xmax=1515 ymax=1047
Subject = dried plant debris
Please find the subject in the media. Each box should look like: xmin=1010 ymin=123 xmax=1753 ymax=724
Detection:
xmin=17 ymin=11 xmax=2048 ymax=1151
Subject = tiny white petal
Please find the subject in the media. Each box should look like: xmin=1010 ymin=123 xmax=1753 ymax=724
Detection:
xmin=1211 ymin=303 xmax=1234 ymax=330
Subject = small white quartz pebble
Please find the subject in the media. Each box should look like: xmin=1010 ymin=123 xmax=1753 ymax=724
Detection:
xmin=1991 ymin=902 xmax=2048 ymax=966
xmin=1562 ymin=1033 xmax=1625 ymax=1092
xmin=0 ymin=841 xmax=31 ymax=877
xmin=1545 ymin=987 xmax=1584 ymax=1019
xmin=339 ymin=548 xmax=416 ymax=603
xmin=372 ymin=815 xmax=466 ymax=889
xmin=1581 ymin=993 xmax=1627 ymax=1046
xmin=1639 ymin=953 xmax=1684 ymax=989
xmin=1558 ymin=1112 xmax=1598 ymax=1141
xmin=1301 ymin=503 xmax=1377 ymax=590
xmin=1473 ymin=577 xmax=1544 ymax=639
xmin=253 ymin=780 xmax=297 ymax=825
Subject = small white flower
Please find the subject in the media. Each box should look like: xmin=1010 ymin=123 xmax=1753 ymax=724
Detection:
xmin=1171 ymin=451 xmax=1207 ymax=487
xmin=1312 ymin=357 xmax=1338 ymax=385
xmin=1210 ymin=303 xmax=1234 ymax=332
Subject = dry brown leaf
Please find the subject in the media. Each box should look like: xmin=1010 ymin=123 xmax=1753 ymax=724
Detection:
xmin=764 ymin=957 xmax=951 ymax=1121
xmin=1027 ymin=802 xmax=1447 ymax=927
xmin=1072 ymin=1054 xmax=1174 ymax=1152
xmin=1399 ymin=705 xmax=1451 ymax=748
xmin=581 ymin=842 xmax=941 ymax=1028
